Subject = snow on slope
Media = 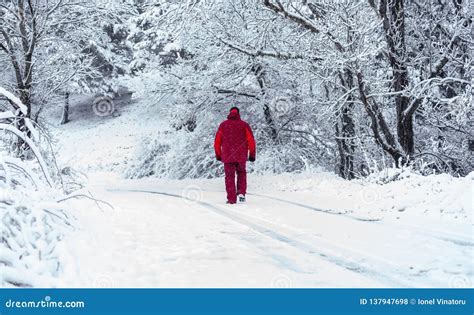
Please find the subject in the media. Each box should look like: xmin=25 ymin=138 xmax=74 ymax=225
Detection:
xmin=50 ymin=94 xmax=167 ymax=173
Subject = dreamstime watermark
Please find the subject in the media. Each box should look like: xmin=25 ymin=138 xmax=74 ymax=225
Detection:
xmin=4 ymin=295 xmax=85 ymax=309
xmin=93 ymin=274 xmax=115 ymax=288
xmin=359 ymin=186 xmax=381 ymax=205
xmin=271 ymin=274 xmax=292 ymax=288
xmin=449 ymin=275 xmax=472 ymax=288
xmin=92 ymin=96 xmax=115 ymax=117
xmin=271 ymin=96 xmax=292 ymax=115
xmin=181 ymin=185 xmax=203 ymax=205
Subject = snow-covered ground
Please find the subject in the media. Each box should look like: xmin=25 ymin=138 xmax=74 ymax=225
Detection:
xmin=51 ymin=93 xmax=165 ymax=173
xmin=48 ymin=95 xmax=473 ymax=288
xmin=54 ymin=171 xmax=472 ymax=288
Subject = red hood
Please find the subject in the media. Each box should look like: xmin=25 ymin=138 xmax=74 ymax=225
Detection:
xmin=227 ymin=110 xmax=240 ymax=120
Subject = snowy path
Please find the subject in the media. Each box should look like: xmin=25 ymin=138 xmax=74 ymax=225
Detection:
xmin=59 ymin=179 xmax=473 ymax=288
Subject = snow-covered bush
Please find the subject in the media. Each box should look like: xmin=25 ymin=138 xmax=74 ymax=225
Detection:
xmin=125 ymin=99 xmax=333 ymax=179
xmin=126 ymin=129 xmax=220 ymax=179
xmin=0 ymin=188 xmax=71 ymax=287
xmin=0 ymin=87 xmax=72 ymax=287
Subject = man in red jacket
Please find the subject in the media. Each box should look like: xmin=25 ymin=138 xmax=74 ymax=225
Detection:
xmin=214 ymin=107 xmax=256 ymax=204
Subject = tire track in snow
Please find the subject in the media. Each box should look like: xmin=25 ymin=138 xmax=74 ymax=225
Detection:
xmin=162 ymin=186 xmax=472 ymax=247
xmin=247 ymin=192 xmax=380 ymax=221
xmin=179 ymin=187 xmax=472 ymax=247
xmin=108 ymin=188 xmax=417 ymax=287
xmin=246 ymin=192 xmax=474 ymax=248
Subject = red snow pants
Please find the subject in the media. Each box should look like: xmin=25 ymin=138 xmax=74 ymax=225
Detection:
xmin=224 ymin=162 xmax=247 ymax=203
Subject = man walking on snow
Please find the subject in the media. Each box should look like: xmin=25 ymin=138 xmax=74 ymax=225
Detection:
xmin=214 ymin=107 xmax=256 ymax=204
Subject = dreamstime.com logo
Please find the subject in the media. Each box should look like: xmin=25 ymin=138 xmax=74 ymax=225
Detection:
xmin=271 ymin=274 xmax=292 ymax=288
xmin=270 ymin=96 xmax=292 ymax=115
xmin=4 ymin=295 xmax=85 ymax=309
xmin=181 ymin=185 xmax=203 ymax=205
xmin=93 ymin=96 xmax=115 ymax=117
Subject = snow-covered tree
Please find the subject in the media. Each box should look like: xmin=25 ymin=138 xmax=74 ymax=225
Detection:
xmin=0 ymin=0 xmax=135 ymax=130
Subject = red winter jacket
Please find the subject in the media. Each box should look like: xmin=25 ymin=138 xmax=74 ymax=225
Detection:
xmin=214 ymin=110 xmax=256 ymax=163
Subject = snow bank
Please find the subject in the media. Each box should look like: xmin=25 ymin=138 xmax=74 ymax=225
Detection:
xmin=253 ymin=169 xmax=473 ymax=222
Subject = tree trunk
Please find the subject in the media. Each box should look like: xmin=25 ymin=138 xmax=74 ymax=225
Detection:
xmin=61 ymin=92 xmax=70 ymax=124
xmin=381 ymin=0 xmax=414 ymax=157
xmin=252 ymin=64 xmax=278 ymax=140
xmin=263 ymin=104 xmax=278 ymax=140
xmin=335 ymin=70 xmax=356 ymax=179
xmin=15 ymin=90 xmax=32 ymax=157
xmin=335 ymin=106 xmax=356 ymax=179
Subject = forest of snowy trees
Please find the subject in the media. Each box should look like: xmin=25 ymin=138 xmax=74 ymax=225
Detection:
xmin=128 ymin=0 xmax=472 ymax=179
xmin=1 ymin=0 xmax=472 ymax=180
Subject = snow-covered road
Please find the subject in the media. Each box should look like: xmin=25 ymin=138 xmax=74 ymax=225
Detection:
xmin=58 ymin=178 xmax=473 ymax=288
